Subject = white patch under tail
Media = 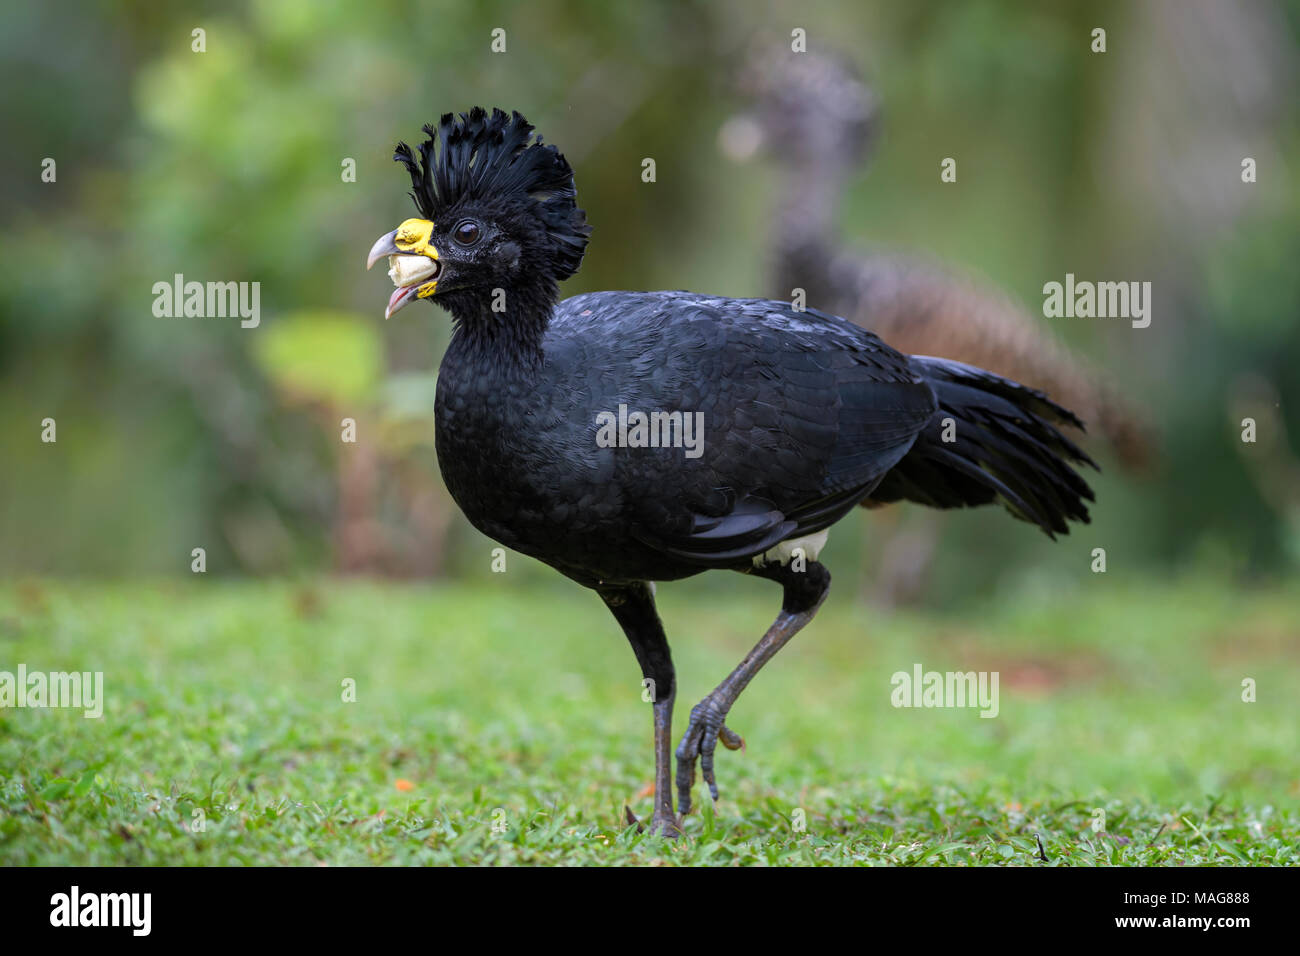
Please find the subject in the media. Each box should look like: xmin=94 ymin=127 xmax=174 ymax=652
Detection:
xmin=753 ymin=530 xmax=829 ymax=568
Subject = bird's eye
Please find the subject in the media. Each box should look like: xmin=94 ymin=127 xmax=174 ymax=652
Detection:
xmin=453 ymin=220 xmax=481 ymax=245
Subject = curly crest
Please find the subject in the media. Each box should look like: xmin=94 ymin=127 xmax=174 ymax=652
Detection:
xmin=393 ymin=108 xmax=590 ymax=280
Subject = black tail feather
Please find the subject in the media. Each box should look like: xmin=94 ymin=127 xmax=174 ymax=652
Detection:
xmin=869 ymin=356 xmax=1097 ymax=536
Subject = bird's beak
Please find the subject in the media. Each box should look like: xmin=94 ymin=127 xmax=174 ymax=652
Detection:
xmin=367 ymin=218 xmax=441 ymax=319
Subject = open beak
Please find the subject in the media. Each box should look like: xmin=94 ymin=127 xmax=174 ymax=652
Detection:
xmin=367 ymin=219 xmax=441 ymax=319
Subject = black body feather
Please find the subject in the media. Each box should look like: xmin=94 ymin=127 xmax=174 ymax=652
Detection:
xmin=434 ymin=292 xmax=1093 ymax=588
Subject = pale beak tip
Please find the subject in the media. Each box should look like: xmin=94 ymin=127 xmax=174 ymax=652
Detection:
xmin=367 ymin=229 xmax=400 ymax=271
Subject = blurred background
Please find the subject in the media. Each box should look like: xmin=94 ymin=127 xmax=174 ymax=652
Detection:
xmin=2 ymin=0 xmax=1298 ymax=608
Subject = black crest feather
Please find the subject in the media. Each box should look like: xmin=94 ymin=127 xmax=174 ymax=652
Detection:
xmin=393 ymin=108 xmax=590 ymax=281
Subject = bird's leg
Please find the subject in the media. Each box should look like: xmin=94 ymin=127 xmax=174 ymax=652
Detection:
xmin=599 ymin=581 xmax=680 ymax=837
xmin=676 ymin=560 xmax=831 ymax=815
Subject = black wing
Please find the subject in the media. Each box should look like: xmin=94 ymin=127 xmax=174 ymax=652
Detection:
xmin=558 ymin=293 xmax=938 ymax=567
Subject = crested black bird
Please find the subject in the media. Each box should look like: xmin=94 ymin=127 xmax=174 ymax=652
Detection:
xmin=367 ymin=108 xmax=1095 ymax=837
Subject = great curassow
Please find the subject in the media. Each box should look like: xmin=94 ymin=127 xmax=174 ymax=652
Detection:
xmin=366 ymin=108 xmax=1096 ymax=837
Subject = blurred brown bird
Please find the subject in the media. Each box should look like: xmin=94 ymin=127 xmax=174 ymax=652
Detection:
xmin=721 ymin=48 xmax=1153 ymax=604
xmin=724 ymin=48 xmax=1154 ymax=474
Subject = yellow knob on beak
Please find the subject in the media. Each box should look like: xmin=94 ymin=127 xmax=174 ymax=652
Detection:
xmin=366 ymin=218 xmax=438 ymax=269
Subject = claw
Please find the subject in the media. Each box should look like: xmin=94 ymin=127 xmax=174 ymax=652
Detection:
xmin=675 ymin=695 xmax=742 ymax=814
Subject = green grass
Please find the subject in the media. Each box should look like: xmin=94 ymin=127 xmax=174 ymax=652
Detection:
xmin=1 ymin=575 xmax=1296 ymax=865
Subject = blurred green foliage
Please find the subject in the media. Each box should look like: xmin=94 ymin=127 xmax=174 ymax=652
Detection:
xmin=1 ymin=0 xmax=1298 ymax=602
xmin=253 ymin=312 xmax=383 ymax=408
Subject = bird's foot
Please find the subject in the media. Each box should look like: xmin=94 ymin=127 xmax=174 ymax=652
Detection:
xmin=675 ymin=694 xmax=744 ymax=815
xmin=625 ymin=804 xmax=682 ymax=838
xmin=648 ymin=811 xmax=682 ymax=838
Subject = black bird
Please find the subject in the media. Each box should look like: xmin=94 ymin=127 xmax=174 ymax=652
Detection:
xmin=366 ymin=108 xmax=1095 ymax=837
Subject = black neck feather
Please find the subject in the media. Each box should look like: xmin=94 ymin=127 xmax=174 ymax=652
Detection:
xmin=439 ymin=279 xmax=557 ymax=374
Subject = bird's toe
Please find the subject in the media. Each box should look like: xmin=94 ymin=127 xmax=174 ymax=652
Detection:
xmin=675 ymin=696 xmax=741 ymax=813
